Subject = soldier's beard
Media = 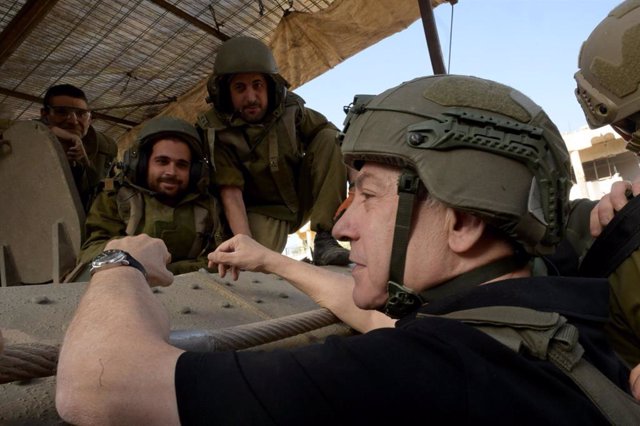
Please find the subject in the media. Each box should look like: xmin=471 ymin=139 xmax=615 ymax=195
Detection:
xmin=238 ymin=101 xmax=267 ymax=123
xmin=153 ymin=177 xmax=187 ymax=206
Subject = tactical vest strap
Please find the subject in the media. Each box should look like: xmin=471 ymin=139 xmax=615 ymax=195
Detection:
xmin=427 ymin=306 xmax=640 ymax=425
xmin=196 ymin=111 xmax=212 ymax=130
xmin=206 ymin=128 xmax=216 ymax=171
xmin=208 ymin=194 xmax=226 ymax=248
xmin=267 ymin=102 xmax=301 ymax=214
xmin=189 ymin=205 xmax=210 ymax=259
xmin=579 ymin=194 xmax=640 ymax=278
xmin=116 ymin=187 xmax=144 ymax=236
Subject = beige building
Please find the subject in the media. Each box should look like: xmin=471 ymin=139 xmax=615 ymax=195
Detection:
xmin=564 ymin=126 xmax=640 ymax=201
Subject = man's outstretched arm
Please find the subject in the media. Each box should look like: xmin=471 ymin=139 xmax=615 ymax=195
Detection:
xmin=209 ymin=234 xmax=395 ymax=333
xmin=56 ymin=235 xmax=183 ymax=425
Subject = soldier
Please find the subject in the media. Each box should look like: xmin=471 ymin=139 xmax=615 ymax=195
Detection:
xmin=40 ymin=84 xmax=117 ymax=212
xmin=57 ymin=76 xmax=634 ymax=424
xmin=572 ymin=0 xmax=640 ymax=367
xmin=197 ymin=36 xmax=350 ymax=266
xmin=76 ymin=116 xmax=226 ymax=275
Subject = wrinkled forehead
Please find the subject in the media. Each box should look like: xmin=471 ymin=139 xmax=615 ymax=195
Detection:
xmin=355 ymin=162 xmax=402 ymax=189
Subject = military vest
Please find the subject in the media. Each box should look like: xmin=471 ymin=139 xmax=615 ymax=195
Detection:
xmin=113 ymin=185 xmax=225 ymax=260
xmin=197 ymin=93 xmax=325 ymax=217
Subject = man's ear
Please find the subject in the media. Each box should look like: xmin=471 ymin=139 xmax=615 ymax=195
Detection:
xmin=447 ymin=209 xmax=485 ymax=254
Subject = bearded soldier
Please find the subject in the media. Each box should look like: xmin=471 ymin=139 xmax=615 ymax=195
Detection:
xmin=197 ymin=36 xmax=350 ymax=266
xmin=77 ymin=116 xmax=226 ymax=275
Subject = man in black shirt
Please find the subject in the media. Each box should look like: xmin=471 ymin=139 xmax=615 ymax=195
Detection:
xmin=56 ymin=75 xmax=634 ymax=424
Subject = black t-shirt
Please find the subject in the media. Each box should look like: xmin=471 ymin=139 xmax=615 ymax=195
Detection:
xmin=175 ymin=277 xmax=628 ymax=425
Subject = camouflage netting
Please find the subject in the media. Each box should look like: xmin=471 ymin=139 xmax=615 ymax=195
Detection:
xmin=0 ymin=0 xmax=450 ymax=153
xmin=118 ymin=0 xmax=446 ymax=150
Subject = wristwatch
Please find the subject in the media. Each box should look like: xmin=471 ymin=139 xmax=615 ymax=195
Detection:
xmin=90 ymin=249 xmax=147 ymax=278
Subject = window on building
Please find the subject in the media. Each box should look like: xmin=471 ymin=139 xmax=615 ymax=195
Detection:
xmin=582 ymin=151 xmax=640 ymax=182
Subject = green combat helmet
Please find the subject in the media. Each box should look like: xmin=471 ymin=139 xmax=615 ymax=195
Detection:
xmin=341 ymin=75 xmax=572 ymax=317
xmin=206 ymin=36 xmax=289 ymax=114
xmin=575 ymin=0 xmax=640 ymax=152
xmin=120 ymin=116 xmax=211 ymax=194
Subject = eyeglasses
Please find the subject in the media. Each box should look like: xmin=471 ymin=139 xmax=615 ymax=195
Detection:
xmin=46 ymin=105 xmax=91 ymax=120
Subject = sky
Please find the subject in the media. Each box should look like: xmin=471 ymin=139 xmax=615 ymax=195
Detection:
xmin=296 ymin=0 xmax=621 ymax=134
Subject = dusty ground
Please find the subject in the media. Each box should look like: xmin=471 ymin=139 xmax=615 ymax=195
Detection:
xmin=0 ymin=267 xmax=352 ymax=424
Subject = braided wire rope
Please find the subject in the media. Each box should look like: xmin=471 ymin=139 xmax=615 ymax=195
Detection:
xmin=0 ymin=308 xmax=343 ymax=384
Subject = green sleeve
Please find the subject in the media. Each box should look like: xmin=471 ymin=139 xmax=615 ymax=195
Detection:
xmin=78 ymin=190 xmax=126 ymax=265
xmin=606 ymin=251 xmax=640 ymax=367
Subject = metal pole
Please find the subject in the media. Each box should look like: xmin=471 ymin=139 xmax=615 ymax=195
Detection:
xmin=418 ymin=0 xmax=447 ymax=75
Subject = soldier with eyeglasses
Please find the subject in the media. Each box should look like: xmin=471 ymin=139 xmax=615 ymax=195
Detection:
xmin=40 ymin=84 xmax=117 ymax=212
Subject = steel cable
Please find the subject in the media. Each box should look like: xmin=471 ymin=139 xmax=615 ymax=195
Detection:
xmin=0 ymin=308 xmax=344 ymax=384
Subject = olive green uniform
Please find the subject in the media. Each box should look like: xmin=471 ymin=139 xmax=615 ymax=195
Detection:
xmin=577 ymin=202 xmax=640 ymax=366
xmin=607 ymin=254 xmax=640 ymax=366
xmin=78 ymin=185 xmax=225 ymax=275
xmin=198 ymin=92 xmax=347 ymax=251
xmin=570 ymin=1 xmax=640 ymax=367
xmin=545 ymin=198 xmax=640 ymax=366
xmin=71 ymin=126 xmax=117 ymax=212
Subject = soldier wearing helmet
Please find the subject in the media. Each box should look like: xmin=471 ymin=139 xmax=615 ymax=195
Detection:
xmin=568 ymin=0 xmax=640 ymax=368
xmin=197 ymin=36 xmax=350 ymax=266
xmin=76 ymin=116 xmax=227 ymax=276
xmin=57 ymin=76 xmax=633 ymax=425
xmin=575 ymin=0 xmax=640 ymax=151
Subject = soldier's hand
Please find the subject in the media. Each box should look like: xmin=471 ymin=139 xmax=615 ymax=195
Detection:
xmin=208 ymin=235 xmax=275 ymax=281
xmin=66 ymin=137 xmax=90 ymax=166
xmin=49 ymin=126 xmax=89 ymax=166
xmin=106 ymin=235 xmax=174 ymax=287
xmin=590 ymin=180 xmax=640 ymax=237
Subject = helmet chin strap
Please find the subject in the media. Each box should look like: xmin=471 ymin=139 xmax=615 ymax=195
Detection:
xmin=380 ymin=169 xmax=421 ymax=318
xmin=380 ymin=170 xmax=529 ymax=319
xmin=628 ymin=130 xmax=640 ymax=154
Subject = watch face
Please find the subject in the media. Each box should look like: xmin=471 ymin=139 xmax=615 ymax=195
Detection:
xmin=92 ymin=249 xmax=127 ymax=267
xmin=90 ymin=249 xmax=146 ymax=278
